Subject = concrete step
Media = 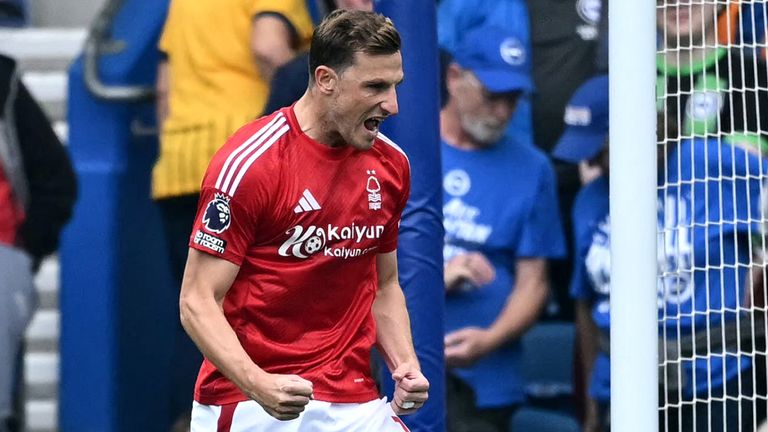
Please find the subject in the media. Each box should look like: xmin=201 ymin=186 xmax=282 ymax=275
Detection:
xmin=25 ymin=399 xmax=57 ymax=432
xmin=25 ymin=256 xmax=61 ymax=431
xmin=0 ymin=28 xmax=86 ymax=71
xmin=29 ymin=0 xmax=106 ymax=28
xmin=21 ymin=71 xmax=67 ymax=122
xmin=24 ymin=352 xmax=59 ymax=399
xmin=33 ymin=257 xmax=59 ymax=310
xmin=25 ymin=310 xmax=59 ymax=353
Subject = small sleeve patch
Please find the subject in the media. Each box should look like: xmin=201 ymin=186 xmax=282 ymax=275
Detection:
xmin=193 ymin=230 xmax=228 ymax=254
xmin=202 ymin=194 xmax=232 ymax=234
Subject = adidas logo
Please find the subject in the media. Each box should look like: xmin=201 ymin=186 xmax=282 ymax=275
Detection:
xmin=294 ymin=189 xmax=322 ymax=213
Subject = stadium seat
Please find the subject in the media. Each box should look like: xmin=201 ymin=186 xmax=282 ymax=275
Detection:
xmin=521 ymin=321 xmax=575 ymax=400
xmin=509 ymin=407 xmax=581 ymax=432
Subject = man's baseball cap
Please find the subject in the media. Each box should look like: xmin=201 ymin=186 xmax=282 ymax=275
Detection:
xmin=452 ymin=25 xmax=534 ymax=94
xmin=552 ymin=75 xmax=609 ymax=163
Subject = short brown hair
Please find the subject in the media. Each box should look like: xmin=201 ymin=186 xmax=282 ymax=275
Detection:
xmin=308 ymin=9 xmax=401 ymax=82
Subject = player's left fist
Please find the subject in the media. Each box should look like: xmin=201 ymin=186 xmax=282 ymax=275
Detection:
xmin=390 ymin=362 xmax=429 ymax=415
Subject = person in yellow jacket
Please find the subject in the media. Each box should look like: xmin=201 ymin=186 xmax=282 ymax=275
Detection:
xmin=154 ymin=1 xmax=313 ymax=428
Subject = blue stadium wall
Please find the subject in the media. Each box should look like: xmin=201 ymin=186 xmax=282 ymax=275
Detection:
xmin=61 ymin=0 xmax=443 ymax=430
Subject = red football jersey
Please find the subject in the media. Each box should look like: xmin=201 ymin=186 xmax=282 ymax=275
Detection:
xmin=188 ymin=107 xmax=411 ymax=405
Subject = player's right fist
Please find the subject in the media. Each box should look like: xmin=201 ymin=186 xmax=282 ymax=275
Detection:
xmin=247 ymin=372 xmax=314 ymax=421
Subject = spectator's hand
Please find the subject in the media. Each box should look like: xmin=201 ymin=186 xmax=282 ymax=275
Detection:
xmin=444 ymin=252 xmax=495 ymax=292
xmin=246 ymin=372 xmax=313 ymax=421
xmin=578 ymin=160 xmax=603 ymax=185
xmin=444 ymin=326 xmax=494 ymax=367
xmin=390 ymin=363 xmax=430 ymax=415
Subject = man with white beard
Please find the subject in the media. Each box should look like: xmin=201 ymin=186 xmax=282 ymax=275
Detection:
xmin=440 ymin=24 xmax=566 ymax=432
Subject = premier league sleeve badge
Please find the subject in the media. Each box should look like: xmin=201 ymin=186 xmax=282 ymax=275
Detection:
xmin=202 ymin=193 xmax=232 ymax=234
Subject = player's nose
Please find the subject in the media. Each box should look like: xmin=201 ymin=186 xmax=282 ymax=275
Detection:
xmin=381 ymin=87 xmax=399 ymax=116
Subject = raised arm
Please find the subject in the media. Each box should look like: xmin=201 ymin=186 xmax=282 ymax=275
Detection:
xmin=180 ymin=248 xmax=313 ymax=420
xmin=373 ymin=250 xmax=430 ymax=415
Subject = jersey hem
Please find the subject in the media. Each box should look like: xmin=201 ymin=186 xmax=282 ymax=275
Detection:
xmin=311 ymin=389 xmax=381 ymax=404
xmin=194 ymin=388 xmax=381 ymax=406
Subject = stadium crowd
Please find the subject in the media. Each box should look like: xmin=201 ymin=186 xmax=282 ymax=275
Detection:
xmin=3 ymin=0 xmax=768 ymax=431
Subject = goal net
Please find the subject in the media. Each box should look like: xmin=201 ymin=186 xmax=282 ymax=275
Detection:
xmin=656 ymin=1 xmax=768 ymax=430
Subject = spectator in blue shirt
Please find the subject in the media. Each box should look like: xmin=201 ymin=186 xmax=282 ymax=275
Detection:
xmin=440 ymin=24 xmax=566 ymax=432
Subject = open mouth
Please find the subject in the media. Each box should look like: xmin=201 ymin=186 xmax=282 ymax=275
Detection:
xmin=364 ymin=117 xmax=383 ymax=134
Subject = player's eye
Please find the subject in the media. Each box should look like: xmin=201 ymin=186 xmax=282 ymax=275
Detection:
xmin=366 ymin=82 xmax=388 ymax=92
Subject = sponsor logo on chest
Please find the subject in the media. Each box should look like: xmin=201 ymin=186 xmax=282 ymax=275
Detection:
xmin=280 ymin=169 xmax=387 ymax=259
xmin=278 ymin=223 xmax=384 ymax=259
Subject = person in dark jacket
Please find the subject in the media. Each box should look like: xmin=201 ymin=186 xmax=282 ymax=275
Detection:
xmin=0 ymin=53 xmax=76 ymax=432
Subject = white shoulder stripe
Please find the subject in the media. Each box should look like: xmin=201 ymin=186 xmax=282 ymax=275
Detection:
xmin=215 ymin=113 xmax=286 ymax=191
xmin=377 ymin=132 xmax=409 ymax=161
xmin=228 ymin=124 xmax=290 ymax=196
xmin=219 ymin=115 xmax=288 ymax=194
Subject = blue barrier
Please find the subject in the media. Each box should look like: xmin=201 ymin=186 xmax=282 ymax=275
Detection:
xmin=61 ymin=1 xmax=172 ymax=431
xmin=377 ymin=1 xmax=446 ymax=431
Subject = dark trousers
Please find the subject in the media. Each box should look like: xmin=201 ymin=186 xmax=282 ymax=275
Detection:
xmin=596 ymin=369 xmax=767 ymax=432
xmin=447 ymin=373 xmax=519 ymax=432
xmin=157 ymin=195 xmax=204 ymax=425
xmin=660 ymin=370 xmax=765 ymax=432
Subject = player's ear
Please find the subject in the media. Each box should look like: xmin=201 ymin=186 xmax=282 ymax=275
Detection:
xmin=314 ymin=65 xmax=338 ymax=95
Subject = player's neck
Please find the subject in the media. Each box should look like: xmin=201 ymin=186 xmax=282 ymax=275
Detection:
xmin=440 ymin=103 xmax=483 ymax=150
xmin=293 ymin=91 xmax=346 ymax=148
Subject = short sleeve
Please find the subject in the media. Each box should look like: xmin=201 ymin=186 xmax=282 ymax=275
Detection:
xmin=189 ymin=186 xmax=259 ymax=266
xmin=251 ymin=0 xmax=314 ymax=48
xmin=516 ymin=161 xmax=566 ymax=258
xmin=379 ymin=163 xmax=411 ymax=253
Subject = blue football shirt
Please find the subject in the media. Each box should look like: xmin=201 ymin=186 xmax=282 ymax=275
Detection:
xmin=570 ymin=137 xmax=765 ymax=401
xmin=442 ymin=136 xmax=566 ymax=407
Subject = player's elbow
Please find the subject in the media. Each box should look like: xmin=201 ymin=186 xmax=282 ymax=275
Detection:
xmin=179 ymin=295 xmax=193 ymax=332
xmin=179 ymin=287 xmax=203 ymax=333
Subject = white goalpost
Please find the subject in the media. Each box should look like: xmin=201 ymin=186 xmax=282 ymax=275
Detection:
xmin=609 ymin=0 xmax=659 ymax=430
xmin=613 ymin=0 xmax=768 ymax=431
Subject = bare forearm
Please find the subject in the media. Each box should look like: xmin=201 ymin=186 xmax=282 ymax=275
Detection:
xmin=180 ymin=294 xmax=264 ymax=394
xmin=484 ymin=259 xmax=549 ymax=349
xmin=373 ymin=286 xmax=420 ymax=372
xmin=486 ymin=279 xmax=548 ymax=348
xmin=156 ymin=60 xmax=169 ymax=127
xmin=251 ymin=15 xmax=296 ymax=83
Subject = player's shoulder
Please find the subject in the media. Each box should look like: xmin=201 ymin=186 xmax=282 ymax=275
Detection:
xmin=204 ymin=109 xmax=293 ymax=196
xmin=373 ymin=132 xmax=410 ymax=169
